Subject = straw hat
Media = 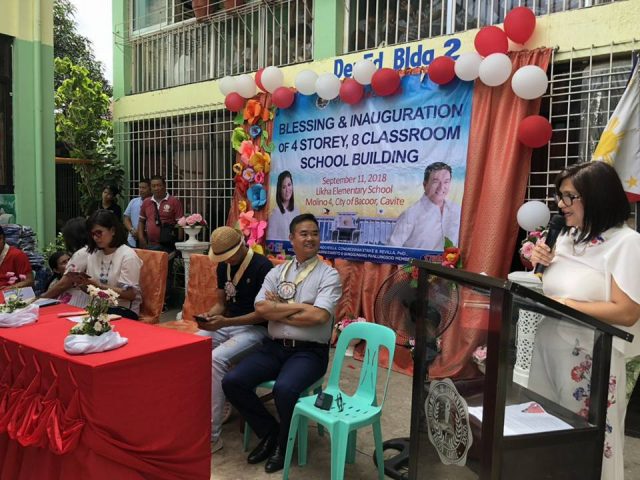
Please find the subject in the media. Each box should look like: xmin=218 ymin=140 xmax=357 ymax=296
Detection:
xmin=208 ymin=227 xmax=243 ymax=262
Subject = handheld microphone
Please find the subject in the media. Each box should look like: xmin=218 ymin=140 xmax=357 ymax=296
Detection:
xmin=534 ymin=214 xmax=566 ymax=278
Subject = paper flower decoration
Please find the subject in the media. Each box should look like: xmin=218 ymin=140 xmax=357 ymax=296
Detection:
xmin=238 ymin=210 xmax=266 ymax=243
xmin=249 ymin=125 xmax=262 ymax=139
xmin=238 ymin=200 xmax=247 ymax=213
xmin=234 ymin=175 xmax=250 ymax=195
xmin=249 ymin=243 xmax=264 ymax=255
xmin=233 ymin=162 xmax=243 ymax=176
xmin=232 ymin=127 xmax=249 ymax=151
xmin=250 ymin=151 xmax=271 ymax=173
xmin=244 ymin=99 xmax=270 ymax=125
xmin=239 ymin=140 xmax=257 ymax=164
xmin=254 ymin=171 xmax=265 ymax=184
xmin=242 ymin=167 xmax=255 ymax=183
xmin=247 ymin=184 xmax=267 ymax=210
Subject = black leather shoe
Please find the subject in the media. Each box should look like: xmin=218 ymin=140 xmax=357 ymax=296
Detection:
xmin=247 ymin=432 xmax=278 ymax=464
xmin=264 ymin=446 xmax=285 ymax=473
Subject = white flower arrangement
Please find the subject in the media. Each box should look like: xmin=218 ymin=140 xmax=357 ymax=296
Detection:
xmin=69 ymin=286 xmax=119 ymax=336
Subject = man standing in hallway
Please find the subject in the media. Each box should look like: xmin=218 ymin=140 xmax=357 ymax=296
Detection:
xmin=137 ymin=175 xmax=183 ymax=307
xmin=223 ymin=213 xmax=342 ymax=473
xmin=123 ymin=178 xmax=151 ymax=247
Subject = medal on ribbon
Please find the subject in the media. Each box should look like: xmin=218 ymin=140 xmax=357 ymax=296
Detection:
xmin=278 ymin=257 xmax=319 ymax=303
xmin=276 ymin=281 xmax=296 ymax=301
xmin=225 ymin=249 xmax=254 ymax=303
xmin=224 ymin=281 xmax=237 ymax=301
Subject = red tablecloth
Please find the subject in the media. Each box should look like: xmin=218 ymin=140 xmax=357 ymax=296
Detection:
xmin=0 ymin=304 xmax=212 ymax=480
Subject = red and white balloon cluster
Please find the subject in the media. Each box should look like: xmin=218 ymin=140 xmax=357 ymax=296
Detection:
xmin=219 ymin=58 xmax=404 ymax=112
xmin=429 ymin=7 xmax=552 ymax=149
xmin=220 ymin=8 xmax=551 ymax=148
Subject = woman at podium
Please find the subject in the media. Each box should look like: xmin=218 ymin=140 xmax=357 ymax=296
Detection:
xmin=530 ymin=161 xmax=640 ymax=480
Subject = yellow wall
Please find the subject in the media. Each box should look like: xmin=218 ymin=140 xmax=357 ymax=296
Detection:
xmin=0 ymin=0 xmax=54 ymax=46
xmin=113 ymin=0 xmax=640 ymax=119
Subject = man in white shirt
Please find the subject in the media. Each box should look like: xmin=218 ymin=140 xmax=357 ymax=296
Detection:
xmin=123 ymin=179 xmax=151 ymax=247
xmin=222 ymin=214 xmax=342 ymax=473
xmin=388 ymin=162 xmax=461 ymax=250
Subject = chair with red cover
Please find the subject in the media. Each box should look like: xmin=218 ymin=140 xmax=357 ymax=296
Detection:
xmin=133 ymin=248 xmax=168 ymax=324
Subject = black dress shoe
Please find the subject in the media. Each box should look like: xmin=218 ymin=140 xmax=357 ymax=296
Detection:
xmin=265 ymin=446 xmax=285 ymax=473
xmin=247 ymin=432 xmax=278 ymax=464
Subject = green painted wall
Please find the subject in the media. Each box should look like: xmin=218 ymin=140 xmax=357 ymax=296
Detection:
xmin=313 ymin=0 xmax=343 ymax=60
xmin=12 ymin=37 xmax=56 ymax=246
xmin=113 ymin=0 xmax=131 ymax=100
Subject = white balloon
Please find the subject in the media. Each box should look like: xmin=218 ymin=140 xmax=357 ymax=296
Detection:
xmin=353 ymin=59 xmax=378 ymax=85
xmin=295 ymin=70 xmax=318 ymax=95
xmin=219 ymin=76 xmax=237 ymax=96
xmin=315 ymin=73 xmax=341 ymax=100
xmin=261 ymin=66 xmax=284 ymax=93
xmin=235 ymin=74 xmax=257 ymax=99
xmin=511 ymin=65 xmax=549 ymax=100
xmin=478 ymin=53 xmax=512 ymax=87
xmin=454 ymin=52 xmax=482 ymax=81
xmin=517 ymin=201 xmax=550 ymax=232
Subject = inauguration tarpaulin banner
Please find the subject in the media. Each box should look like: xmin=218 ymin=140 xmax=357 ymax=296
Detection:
xmin=266 ymin=74 xmax=473 ymax=264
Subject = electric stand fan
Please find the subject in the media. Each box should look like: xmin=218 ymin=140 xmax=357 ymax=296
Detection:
xmin=371 ymin=268 xmax=459 ymax=479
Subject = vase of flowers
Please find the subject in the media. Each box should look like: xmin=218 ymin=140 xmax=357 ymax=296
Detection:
xmin=178 ymin=213 xmax=207 ymax=244
xmin=64 ymin=286 xmax=128 ymax=354
xmin=0 ymin=287 xmax=39 ymax=327
xmin=332 ymin=315 xmax=366 ymax=356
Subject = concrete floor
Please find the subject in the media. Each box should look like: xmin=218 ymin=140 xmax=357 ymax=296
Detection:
xmin=208 ymin=355 xmax=640 ymax=480
xmin=159 ymin=311 xmax=640 ymax=479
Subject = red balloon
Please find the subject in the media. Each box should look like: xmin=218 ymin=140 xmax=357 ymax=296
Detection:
xmin=225 ymin=92 xmax=245 ymax=112
xmin=518 ymin=115 xmax=553 ymax=148
xmin=371 ymin=68 xmax=401 ymax=97
xmin=339 ymin=78 xmax=364 ymax=104
xmin=272 ymin=87 xmax=295 ymax=109
xmin=504 ymin=7 xmax=536 ymax=45
xmin=429 ymin=56 xmax=456 ymax=85
xmin=255 ymin=68 xmax=266 ymax=92
xmin=474 ymin=26 xmax=509 ymax=57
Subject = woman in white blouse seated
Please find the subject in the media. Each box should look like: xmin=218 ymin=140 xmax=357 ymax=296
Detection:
xmin=44 ymin=210 xmax=143 ymax=319
xmin=267 ymin=171 xmax=300 ymax=240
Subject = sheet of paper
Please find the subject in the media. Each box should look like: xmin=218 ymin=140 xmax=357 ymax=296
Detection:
xmin=3 ymin=287 xmax=35 ymax=300
xmin=66 ymin=314 xmax=121 ymax=323
xmin=468 ymin=402 xmax=573 ymax=436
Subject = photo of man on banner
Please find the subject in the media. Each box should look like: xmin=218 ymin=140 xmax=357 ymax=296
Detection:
xmin=388 ymin=161 xmax=460 ymax=250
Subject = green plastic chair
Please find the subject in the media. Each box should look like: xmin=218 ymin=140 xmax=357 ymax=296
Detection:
xmin=282 ymin=322 xmax=396 ymax=480
xmin=242 ymin=377 xmax=325 ymax=454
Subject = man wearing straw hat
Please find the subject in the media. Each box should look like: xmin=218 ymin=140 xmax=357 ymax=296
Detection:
xmin=223 ymin=213 xmax=342 ymax=473
xmin=196 ymin=226 xmax=273 ymax=454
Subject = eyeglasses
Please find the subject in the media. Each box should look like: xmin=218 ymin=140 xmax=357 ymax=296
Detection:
xmin=554 ymin=192 xmax=582 ymax=206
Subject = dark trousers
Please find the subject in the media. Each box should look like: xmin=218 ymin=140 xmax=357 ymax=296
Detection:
xmin=222 ymin=338 xmax=329 ymax=450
